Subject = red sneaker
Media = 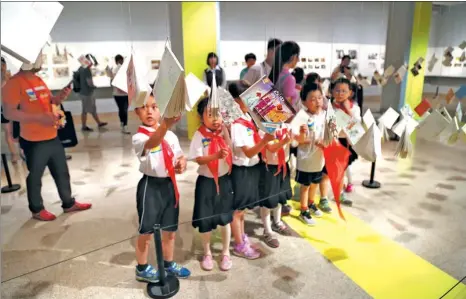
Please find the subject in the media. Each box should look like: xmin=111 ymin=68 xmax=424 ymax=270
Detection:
xmin=345 ymin=183 xmax=354 ymax=193
xmin=64 ymin=202 xmax=92 ymax=213
xmin=33 ymin=210 xmax=57 ymax=221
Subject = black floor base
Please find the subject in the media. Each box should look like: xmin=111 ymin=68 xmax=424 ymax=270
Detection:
xmin=362 ymin=180 xmax=381 ymax=189
xmin=147 ymin=274 xmax=180 ymax=299
xmin=66 ymin=155 xmax=72 ymax=160
xmin=1 ymin=184 xmax=21 ymax=193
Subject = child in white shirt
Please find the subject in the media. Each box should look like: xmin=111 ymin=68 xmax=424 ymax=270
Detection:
xmin=295 ymin=83 xmax=331 ymax=226
xmin=132 ymin=94 xmax=190 ymax=283
xmin=228 ymin=81 xmax=275 ymax=260
xmin=188 ymin=97 xmax=234 ymax=272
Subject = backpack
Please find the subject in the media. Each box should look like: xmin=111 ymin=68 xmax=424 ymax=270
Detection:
xmin=72 ymin=69 xmax=81 ymax=93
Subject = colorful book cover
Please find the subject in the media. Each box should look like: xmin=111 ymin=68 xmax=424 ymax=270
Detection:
xmin=240 ymin=76 xmax=296 ymax=125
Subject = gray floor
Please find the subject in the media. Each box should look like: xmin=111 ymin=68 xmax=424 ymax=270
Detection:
xmin=1 ymin=114 xmax=465 ymax=299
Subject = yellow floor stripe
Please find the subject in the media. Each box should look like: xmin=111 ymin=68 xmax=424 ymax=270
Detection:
xmin=284 ymin=182 xmax=466 ymax=299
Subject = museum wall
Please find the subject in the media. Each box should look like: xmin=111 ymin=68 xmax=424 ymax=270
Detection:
xmin=3 ymin=2 xmax=463 ymax=104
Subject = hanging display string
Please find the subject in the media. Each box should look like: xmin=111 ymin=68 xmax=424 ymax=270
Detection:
xmin=127 ymin=2 xmax=134 ymax=52
xmin=330 ymin=2 xmax=335 ymax=79
xmin=379 ymin=2 xmax=387 ymax=75
xmin=1 ymin=186 xmax=294 ymax=284
xmin=120 ymin=1 xmax=131 ymax=59
xmin=165 ymin=2 xmax=171 ymax=49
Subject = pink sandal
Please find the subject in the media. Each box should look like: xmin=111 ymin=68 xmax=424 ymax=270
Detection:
xmin=200 ymin=255 xmax=214 ymax=271
xmin=219 ymin=255 xmax=232 ymax=271
xmin=233 ymin=243 xmax=260 ymax=260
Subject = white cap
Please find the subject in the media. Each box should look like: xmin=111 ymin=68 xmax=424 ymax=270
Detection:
xmin=20 ymin=51 xmax=43 ymax=71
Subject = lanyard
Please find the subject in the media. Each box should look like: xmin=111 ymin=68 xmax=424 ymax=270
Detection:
xmin=19 ymin=75 xmax=52 ymax=112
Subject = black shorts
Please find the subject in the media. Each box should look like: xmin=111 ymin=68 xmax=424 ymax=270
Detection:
xmin=290 ymin=146 xmax=298 ymax=158
xmin=136 ymin=175 xmax=179 ymax=234
xmin=193 ymin=174 xmax=234 ymax=233
xmin=231 ymin=163 xmax=262 ymax=210
xmin=259 ymin=163 xmax=292 ymax=208
xmin=295 ymin=170 xmax=323 ymax=186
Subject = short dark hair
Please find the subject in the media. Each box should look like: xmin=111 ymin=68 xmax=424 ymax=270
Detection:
xmin=334 ymin=78 xmax=352 ymax=91
xmin=267 ymin=38 xmax=282 ymax=50
xmin=228 ymin=80 xmax=250 ymax=99
xmin=1 ymin=56 xmax=5 ymax=64
xmin=206 ymin=52 xmax=219 ymax=66
xmin=85 ymin=54 xmax=98 ymax=66
xmin=244 ymin=53 xmax=256 ymax=62
xmin=115 ymin=54 xmax=124 ymax=64
xmin=341 ymin=55 xmax=351 ymax=61
xmin=196 ymin=97 xmax=210 ymax=117
xmin=300 ymin=83 xmax=322 ymax=102
xmin=305 ymin=72 xmax=321 ymax=85
xmin=291 ymin=67 xmax=304 ymax=85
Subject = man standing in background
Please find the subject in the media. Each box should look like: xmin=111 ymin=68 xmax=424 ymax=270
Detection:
xmin=78 ymin=54 xmax=107 ymax=132
xmin=243 ymin=38 xmax=282 ymax=85
xmin=2 ymin=57 xmax=92 ymax=221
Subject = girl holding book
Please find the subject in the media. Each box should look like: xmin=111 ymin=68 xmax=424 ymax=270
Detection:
xmin=228 ymin=81 xmax=275 ymax=260
xmin=188 ymin=97 xmax=234 ymax=272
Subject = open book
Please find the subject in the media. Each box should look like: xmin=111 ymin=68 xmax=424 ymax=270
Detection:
xmin=1 ymin=2 xmax=63 ymax=64
xmin=416 ymin=109 xmax=451 ymax=141
xmin=240 ymin=76 xmax=296 ymax=133
xmin=185 ymin=73 xmax=209 ymax=111
xmin=152 ymin=45 xmax=188 ymax=118
xmin=335 ymin=109 xmax=366 ymax=146
xmin=218 ymin=87 xmax=243 ymax=125
xmin=395 ymin=124 xmax=413 ymax=159
xmin=127 ymin=55 xmax=151 ymax=108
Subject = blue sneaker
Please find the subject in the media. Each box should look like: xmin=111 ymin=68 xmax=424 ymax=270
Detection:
xmin=165 ymin=262 xmax=191 ymax=278
xmin=135 ymin=264 xmax=159 ymax=283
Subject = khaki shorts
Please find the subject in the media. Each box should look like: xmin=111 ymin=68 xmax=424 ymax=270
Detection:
xmin=79 ymin=94 xmax=97 ymax=114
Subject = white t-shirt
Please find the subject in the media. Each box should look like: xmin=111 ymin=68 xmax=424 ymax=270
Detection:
xmin=296 ymin=110 xmax=326 ymax=173
xmin=230 ymin=114 xmax=260 ymax=167
xmin=242 ymin=61 xmax=271 ymax=85
xmin=259 ymin=124 xmax=291 ymax=165
xmin=188 ymin=129 xmax=230 ymax=178
xmin=132 ymin=126 xmax=184 ymax=177
xmin=335 ymin=103 xmax=362 ymax=138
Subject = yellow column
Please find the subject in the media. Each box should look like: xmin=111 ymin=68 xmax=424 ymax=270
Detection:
xmin=181 ymin=2 xmax=219 ymax=139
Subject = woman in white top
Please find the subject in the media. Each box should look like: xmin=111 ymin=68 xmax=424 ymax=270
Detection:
xmin=109 ymin=55 xmax=130 ymax=134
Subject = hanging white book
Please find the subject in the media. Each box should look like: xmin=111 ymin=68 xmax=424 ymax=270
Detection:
xmin=353 ymin=123 xmax=382 ymax=163
xmin=290 ymin=109 xmax=310 ymax=135
xmin=209 ymin=74 xmax=219 ymax=118
xmin=153 ymin=45 xmax=188 ymax=118
xmin=127 ymin=55 xmax=150 ymax=108
xmin=185 ymin=73 xmax=209 ymax=111
xmin=111 ymin=56 xmax=131 ymax=93
xmin=393 ymin=65 xmax=407 ymax=84
xmin=439 ymin=107 xmax=453 ymax=122
xmin=455 ymin=102 xmax=463 ymax=123
xmin=378 ymin=107 xmax=399 ymax=129
xmin=438 ymin=117 xmax=460 ymax=145
xmin=218 ymin=87 xmax=242 ymax=125
xmin=416 ymin=109 xmax=451 ymax=141
xmin=392 ymin=117 xmax=418 ymax=138
xmin=395 ymin=125 xmax=413 ymax=159
xmin=362 ymin=109 xmax=376 ymax=130
xmin=1 ymin=2 xmax=63 ymax=64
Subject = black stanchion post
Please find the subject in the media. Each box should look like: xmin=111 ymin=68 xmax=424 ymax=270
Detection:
xmin=362 ymin=160 xmax=381 ymax=189
xmin=1 ymin=153 xmax=21 ymax=193
xmin=147 ymin=224 xmax=180 ymax=299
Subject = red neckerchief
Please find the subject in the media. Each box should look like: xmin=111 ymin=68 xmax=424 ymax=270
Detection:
xmin=137 ymin=126 xmax=180 ymax=208
xmin=198 ymin=126 xmax=232 ymax=194
xmin=274 ymin=127 xmax=288 ymax=179
xmin=333 ymin=100 xmax=353 ymax=116
xmin=233 ymin=117 xmax=266 ymax=162
xmin=18 ymin=74 xmax=53 ymax=112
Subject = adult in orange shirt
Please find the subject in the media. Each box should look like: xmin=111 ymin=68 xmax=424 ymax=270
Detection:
xmin=2 ymin=57 xmax=92 ymax=221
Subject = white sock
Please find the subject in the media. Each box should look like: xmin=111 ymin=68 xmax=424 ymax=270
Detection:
xmin=272 ymin=204 xmax=283 ymax=226
xmin=260 ymin=207 xmax=273 ymax=235
xmin=346 ymin=165 xmax=353 ymax=185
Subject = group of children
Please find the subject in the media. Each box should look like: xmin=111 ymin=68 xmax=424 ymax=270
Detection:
xmin=130 ymin=76 xmax=360 ymax=283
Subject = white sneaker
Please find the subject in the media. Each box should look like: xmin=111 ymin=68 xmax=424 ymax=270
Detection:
xmin=309 ymin=203 xmax=323 ymax=218
xmin=121 ymin=125 xmax=131 ymax=135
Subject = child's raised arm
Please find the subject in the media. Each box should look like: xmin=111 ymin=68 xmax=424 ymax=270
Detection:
xmin=143 ymin=116 xmax=179 ymax=151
